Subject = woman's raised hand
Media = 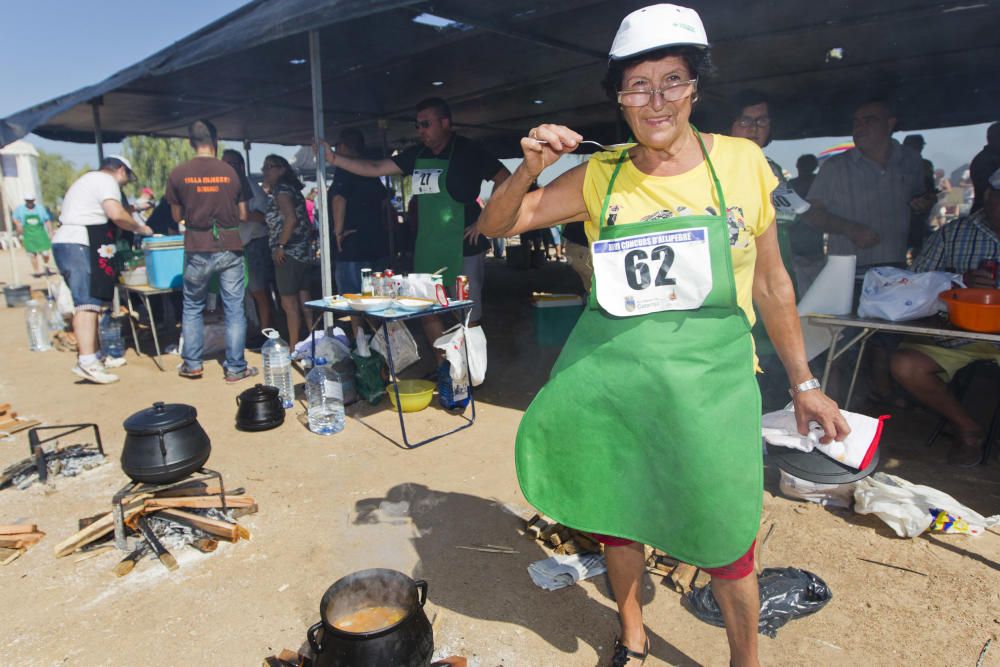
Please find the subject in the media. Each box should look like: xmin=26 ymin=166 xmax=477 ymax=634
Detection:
xmin=521 ymin=124 xmax=583 ymax=178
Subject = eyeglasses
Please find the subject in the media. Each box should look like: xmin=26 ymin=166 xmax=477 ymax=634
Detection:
xmin=414 ymin=120 xmax=433 ymax=129
xmin=735 ymin=116 xmax=771 ymax=129
xmin=262 ymin=164 xmax=280 ymax=171
xmin=617 ymin=79 xmax=697 ymax=107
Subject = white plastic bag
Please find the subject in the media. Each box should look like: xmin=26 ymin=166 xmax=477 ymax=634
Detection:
xmin=465 ymin=325 xmax=487 ymax=386
xmin=857 ymin=267 xmax=960 ymax=321
xmin=370 ymin=321 xmax=420 ymax=372
xmin=853 ymin=472 xmax=1000 ymax=537
xmin=49 ymin=277 xmax=75 ymax=316
xmin=779 ymin=470 xmax=855 ymax=509
xmin=434 ymin=324 xmax=468 ymax=384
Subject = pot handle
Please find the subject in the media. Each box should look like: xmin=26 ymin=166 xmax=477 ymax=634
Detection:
xmin=307 ymin=621 xmax=324 ymax=654
xmin=414 ymin=579 xmax=428 ymax=607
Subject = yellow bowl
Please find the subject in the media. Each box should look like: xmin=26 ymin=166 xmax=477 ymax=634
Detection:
xmin=386 ymin=379 xmax=435 ymax=412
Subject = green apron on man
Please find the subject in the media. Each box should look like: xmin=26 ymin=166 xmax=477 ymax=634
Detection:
xmin=21 ymin=212 xmax=52 ymax=254
xmin=516 ymin=132 xmax=762 ymax=568
xmin=412 ymin=144 xmax=465 ymax=285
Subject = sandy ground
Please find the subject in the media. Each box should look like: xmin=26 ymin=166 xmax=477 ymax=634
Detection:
xmin=1 ymin=251 xmax=998 ymax=667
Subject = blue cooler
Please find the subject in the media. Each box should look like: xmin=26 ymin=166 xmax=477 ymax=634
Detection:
xmin=531 ymin=293 xmax=584 ymax=347
xmin=142 ymin=235 xmax=185 ymax=288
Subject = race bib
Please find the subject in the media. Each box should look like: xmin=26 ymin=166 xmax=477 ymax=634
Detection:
xmin=771 ymin=182 xmax=810 ymax=217
xmin=592 ymin=227 xmax=713 ymax=317
xmin=413 ymin=168 xmax=443 ymax=195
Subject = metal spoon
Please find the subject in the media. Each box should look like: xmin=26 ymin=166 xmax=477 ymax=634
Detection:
xmin=534 ymin=139 xmax=634 ymax=152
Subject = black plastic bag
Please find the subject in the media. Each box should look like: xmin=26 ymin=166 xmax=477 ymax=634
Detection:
xmin=686 ymin=567 xmax=832 ymax=638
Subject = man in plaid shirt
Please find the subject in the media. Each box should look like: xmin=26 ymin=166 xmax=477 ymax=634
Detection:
xmin=891 ymin=167 xmax=1000 ymax=467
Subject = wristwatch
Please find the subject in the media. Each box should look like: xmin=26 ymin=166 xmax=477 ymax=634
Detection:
xmin=789 ymin=378 xmax=821 ymax=396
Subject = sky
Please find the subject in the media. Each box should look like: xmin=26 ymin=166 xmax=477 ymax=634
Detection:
xmin=0 ymin=0 xmax=991 ymax=179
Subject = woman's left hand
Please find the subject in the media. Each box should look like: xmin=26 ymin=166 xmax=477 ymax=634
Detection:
xmin=272 ymin=247 xmax=286 ymax=265
xmin=791 ymin=390 xmax=851 ymax=444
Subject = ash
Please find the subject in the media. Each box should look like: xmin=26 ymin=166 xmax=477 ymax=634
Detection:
xmin=145 ymin=508 xmax=238 ymax=551
xmin=8 ymin=445 xmax=106 ymax=489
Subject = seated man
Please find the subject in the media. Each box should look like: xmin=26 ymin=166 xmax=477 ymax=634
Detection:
xmin=891 ymin=168 xmax=1000 ymax=466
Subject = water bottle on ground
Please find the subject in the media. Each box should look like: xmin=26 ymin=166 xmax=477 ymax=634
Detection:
xmin=305 ymin=357 xmax=345 ymax=435
xmin=25 ymin=300 xmax=52 ymax=351
xmin=99 ymin=314 xmax=125 ymax=358
xmin=44 ymin=296 xmax=65 ymax=332
xmin=261 ymin=328 xmax=294 ymax=408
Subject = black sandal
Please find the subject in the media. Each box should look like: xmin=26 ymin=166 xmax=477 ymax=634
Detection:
xmin=609 ymin=637 xmax=650 ymax=667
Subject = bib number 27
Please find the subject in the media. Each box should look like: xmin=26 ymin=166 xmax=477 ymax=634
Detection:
xmin=624 ymin=245 xmax=675 ymax=290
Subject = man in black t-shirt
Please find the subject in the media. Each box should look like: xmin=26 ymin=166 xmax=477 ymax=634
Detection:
xmin=320 ymin=97 xmax=508 ymax=352
xmin=328 ymin=129 xmax=391 ymax=294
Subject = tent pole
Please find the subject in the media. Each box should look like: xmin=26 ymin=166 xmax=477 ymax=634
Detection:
xmin=309 ymin=30 xmax=333 ymax=330
xmin=91 ymin=102 xmax=104 ymax=164
xmin=243 ymin=140 xmax=252 ymax=175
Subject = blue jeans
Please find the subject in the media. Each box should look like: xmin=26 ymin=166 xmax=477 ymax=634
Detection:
xmin=182 ymin=251 xmax=247 ymax=374
xmin=52 ymin=242 xmax=105 ymax=311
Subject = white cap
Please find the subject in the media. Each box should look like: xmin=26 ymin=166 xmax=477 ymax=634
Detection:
xmin=105 ymin=154 xmax=136 ymax=179
xmin=990 ymin=167 xmax=1000 ymax=190
xmin=609 ymin=4 xmax=708 ymax=61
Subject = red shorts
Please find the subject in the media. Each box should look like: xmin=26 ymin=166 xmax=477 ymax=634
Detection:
xmin=592 ymin=533 xmax=756 ymax=580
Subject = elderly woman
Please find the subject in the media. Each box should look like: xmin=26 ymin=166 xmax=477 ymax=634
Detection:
xmin=262 ymin=155 xmax=316 ymax=350
xmin=479 ymin=5 xmax=848 ymax=666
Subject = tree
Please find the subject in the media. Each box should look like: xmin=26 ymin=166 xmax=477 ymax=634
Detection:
xmin=121 ymin=136 xmax=196 ymax=199
xmin=37 ymin=149 xmax=89 ymax=212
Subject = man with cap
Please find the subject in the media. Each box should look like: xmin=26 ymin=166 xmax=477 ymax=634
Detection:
xmin=891 ymin=167 xmax=1000 ymax=467
xmin=12 ymin=194 xmax=54 ymax=276
xmin=52 ymin=155 xmax=153 ymax=384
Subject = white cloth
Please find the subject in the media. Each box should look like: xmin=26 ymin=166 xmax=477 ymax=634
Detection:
xmin=53 ymin=171 xmax=121 ymax=246
xmin=527 ymin=553 xmax=607 ymax=591
xmin=762 ymin=406 xmax=884 ymax=470
xmin=239 ymin=179 xmax=271 ymax=244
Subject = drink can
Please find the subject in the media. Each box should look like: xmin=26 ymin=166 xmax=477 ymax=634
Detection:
xmin=456 ymin=275 xmax=470 ymax=301
xmin=978 ymin=259 xmax=998 ymax=283
xmin=360 ymin=268 xmax=373 ymax=296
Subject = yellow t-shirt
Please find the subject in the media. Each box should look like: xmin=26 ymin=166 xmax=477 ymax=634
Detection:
xmin=582 ymin=134 xmax=778 ymax=325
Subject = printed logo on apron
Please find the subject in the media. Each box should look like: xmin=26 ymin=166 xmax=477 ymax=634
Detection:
xmin=24 ymin=213 xmax=42 ymax=226
xmin=592 ymin=227 xmax=713 ymax=316
xmin=412 ymin=168 xmax=443 ymax=195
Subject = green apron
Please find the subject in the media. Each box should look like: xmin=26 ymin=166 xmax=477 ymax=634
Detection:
xmin=515 ymin=131 xmax=762 ymax=567
xmin=413 ymin=143 xmax=465 ymax=285
xmin=21 ymin=212 xmax=52 ymax=254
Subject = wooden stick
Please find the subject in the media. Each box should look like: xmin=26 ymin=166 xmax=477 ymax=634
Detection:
xmin=144 ymin=495 xmax=255 ymax=510
xmin=0 ymin=419 xmax=41 ymax=434
xmin=72 ymin=545 xmax=115 ymax=563
xmin=857 ymin=557 xmax=927 ymax=577
xmin=667 ymin=563 xmax=699 ymax=594
xmin=53 ymin=494 xmax=151 ymax=557
xmin=153 ymin=484 xmax=244 ymax=498
xmin=0 ymin=547 xmax=25 ymax=565
xmin=154 ymin=509 xmax=240 ymax=541
xmin=0 ymin=524 xmax=37 ymax=535
xmin=0 ymin=532 xmax=45 ymax=549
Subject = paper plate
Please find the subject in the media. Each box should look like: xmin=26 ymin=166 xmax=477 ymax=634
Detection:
xmin=348 ymin=297 xmax=392 ymax=312
xmin=393 ymin=297 xmax=436 ymax=312
xmin=767 ymin=445 xmax=880 ymax=484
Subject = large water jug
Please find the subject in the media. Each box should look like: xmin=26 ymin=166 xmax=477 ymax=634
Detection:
xmin=99 ymin=314 xmax=125 ymax=358
xmin=25 ymin=300 xmax=51 ymax=351
xmin=261 ymin=328 xmax=294 ymax=408
xmin=305 ymin=357 xmax=345 ymax=435
xmin=45 ymin=296 xmax=65 ymax=332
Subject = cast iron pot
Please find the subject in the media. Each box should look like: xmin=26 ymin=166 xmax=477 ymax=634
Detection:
xmin=235 ymin=384 xmax=285 ymax=431
xmin=307 ymin=569 xmax=433 ymax=667
xmin=121 ymin=402 xmax=211 ymax=484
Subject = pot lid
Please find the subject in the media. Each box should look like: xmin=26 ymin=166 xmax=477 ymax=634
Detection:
xmin=123 ymin=401 xmax=198 ymax=435
xmin=240 ymin=383 xmax=280 ymax=402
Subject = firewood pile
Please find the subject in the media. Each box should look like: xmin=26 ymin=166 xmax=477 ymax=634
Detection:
xmin=0 ymin=403 xmax=40 ymax=437
xmin=53 ymin=482 xmax=257 ymax=576
xmin=0 ymin=524 xmax=45 ymax=565
xmin=523 ymin=513 xmax=702 ymax=593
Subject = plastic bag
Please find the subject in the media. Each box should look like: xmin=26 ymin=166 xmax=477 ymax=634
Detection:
xmin=779 ymin=470 xmax=856 ymax=509
xmin=853 ymin=472 xmax=1000 ymax=537
xmin=352 ymin=349 xmax=386 ymax=405
xmin=434 ymin=325 xmax=469 ymax=385
xmin=857 ymin=267 xmax=960 ymax=321
xmin=370 ymin=321 xmax=420 ymax=372
xmin=465 ymin=325 xmax=487 ymax=387
xmin=49 ymin=277 xmax=75 ymax=316
xmin=687 ymin=567 xmax=832 ymax=638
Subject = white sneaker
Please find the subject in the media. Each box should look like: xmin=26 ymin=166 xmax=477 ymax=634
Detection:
xmin=72 ymin=362 xmax=120 ymax=384
xmin=102 ymin=356 xmax=127 ymax=369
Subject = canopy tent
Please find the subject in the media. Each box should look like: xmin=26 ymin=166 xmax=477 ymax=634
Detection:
xmin=2 ymin=0 xmax=999 ymax=156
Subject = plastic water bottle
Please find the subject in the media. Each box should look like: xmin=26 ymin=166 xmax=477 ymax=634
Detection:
xmin=305 ymin=357 xmax=345 ymax=435
xmin=25 ymin=300 xmax=52 ymax=351
xmin=261 ymin=328 xmax=294 ymax=408
xmin=99 ymin=314 xmax=125 ymax=358
xmin=45 ymin=296 xmax=65 ymax=332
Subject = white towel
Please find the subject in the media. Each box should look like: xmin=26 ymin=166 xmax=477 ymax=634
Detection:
xmin=527 ymin=553 xmax=607 ymax=591
xmin=762 ymin=407 xmax=887 ymax=470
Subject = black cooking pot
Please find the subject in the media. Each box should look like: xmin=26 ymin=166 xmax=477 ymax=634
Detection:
xmin=235 ymin=384 xmax=285 ymax=431
xmin=121 ymin=402 xmax=211 ymax=484
xmin=307 ymin=569 xmax=433 ymax=667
